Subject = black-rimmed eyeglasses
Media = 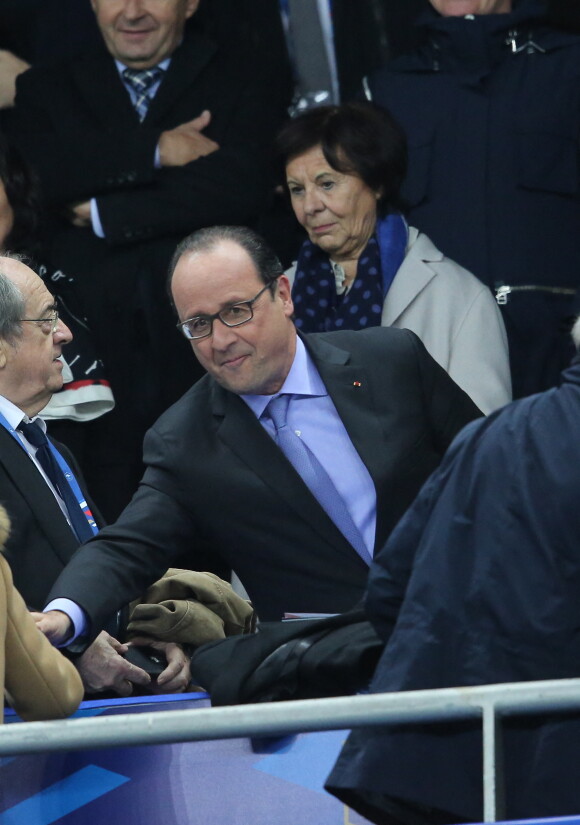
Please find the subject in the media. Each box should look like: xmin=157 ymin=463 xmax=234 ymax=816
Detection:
xmin=20 ymin=309 xmax=59 ymax=334
xmin=177 ymin=281 xmax=276 ymax=341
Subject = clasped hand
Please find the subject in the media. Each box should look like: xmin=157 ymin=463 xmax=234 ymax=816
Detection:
xmin=32 ymin=611 xmax=191 ymax=696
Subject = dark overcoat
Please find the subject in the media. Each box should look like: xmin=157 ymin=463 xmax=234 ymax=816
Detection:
xmin=327 ymin=355 xmax=580 ymax=824
xmin=367 ymin=0 xmax=580 ymax=396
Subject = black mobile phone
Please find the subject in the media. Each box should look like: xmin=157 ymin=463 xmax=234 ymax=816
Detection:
xmin=124 ymin=645 xmax=167 ymax=678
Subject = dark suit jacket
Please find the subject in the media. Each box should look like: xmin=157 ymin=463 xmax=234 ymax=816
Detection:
xmin=5 ymin=28 xmax=291 ymax=514
xmin=49 ymin=327 xmax=481 ymax=628
xmin=0 ymin=426 xmax=102 ymax=611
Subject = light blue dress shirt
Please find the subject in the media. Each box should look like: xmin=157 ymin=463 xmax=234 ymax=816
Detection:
xmin=242 ymin=337 xmax=377 ymax=555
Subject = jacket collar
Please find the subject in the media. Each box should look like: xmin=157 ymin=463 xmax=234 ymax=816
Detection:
xmin=396 ymin=0 xmax=563 ymax=80
xmin=381 ymin=227 xmax=440 ymax=327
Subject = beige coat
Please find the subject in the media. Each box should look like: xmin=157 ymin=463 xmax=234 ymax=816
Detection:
xmin=0 ymin=551 xmax=82 ymax=722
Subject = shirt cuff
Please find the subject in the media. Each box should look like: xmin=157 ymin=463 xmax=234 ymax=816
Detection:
xmin=154 ymin=144 xmax=161 ymax=168
xmin=90 ymin=198 xmax=105 ymax=238
xmin=44 ymin=598 xmax=88 ymax=646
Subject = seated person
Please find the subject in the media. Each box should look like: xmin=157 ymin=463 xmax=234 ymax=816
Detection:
xmin=0 ymin=253 xmax=190 ymax=696
xmin=35 ymin=226 xmax=481 ymax=652
xmin=277 ymin=102 xmax=511 ymax=414
xmin=327 ymin=315 xmax=580 ymax=824
xmin=0 ymin=502 xmax=82 ymax=722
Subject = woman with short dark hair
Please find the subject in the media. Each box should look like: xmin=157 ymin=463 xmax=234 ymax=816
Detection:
xmin=277 ymin=101 xmax=511 ymax=414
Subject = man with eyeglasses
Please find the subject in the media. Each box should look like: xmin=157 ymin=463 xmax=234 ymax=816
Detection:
xmin=38 ymin=226 xmax=482 ymax=649
xmin=0 ymin=254 xmax=190 ymax=696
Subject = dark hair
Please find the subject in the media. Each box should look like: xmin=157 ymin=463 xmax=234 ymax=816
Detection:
xmin=0 ymin=134 xmax=43 ymax=258
xmin=167 ymin=225 xmax=284 ymax=297
xmin=276 ymin=101 xmax=408 ymax=215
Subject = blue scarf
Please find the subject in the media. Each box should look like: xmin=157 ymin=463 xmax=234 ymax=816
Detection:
xmin=292 ymin=213 xmax=408 ymax=333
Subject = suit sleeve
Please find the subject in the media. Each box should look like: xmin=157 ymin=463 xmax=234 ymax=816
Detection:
xmin=8 ymin=68 xmax=159 ymax=205
xmin=96 ymin=65 xmax=287 ymax=245
xmin=2 ymin=556 xmax=83 ymax=720
xmin=46 ymin=427 xmax=202 ymax=640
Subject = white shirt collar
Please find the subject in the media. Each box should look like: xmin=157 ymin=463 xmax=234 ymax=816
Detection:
xmin=115 ymin=56 xmax=172 ymax=77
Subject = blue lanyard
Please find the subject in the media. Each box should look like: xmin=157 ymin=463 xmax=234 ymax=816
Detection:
xmin=0 ymin=412 xmax=98 ymax=536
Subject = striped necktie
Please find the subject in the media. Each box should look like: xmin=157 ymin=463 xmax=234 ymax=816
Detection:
xmin=19 ymin=420 xmax=94 ymax=543
xmin=122 ymin=67 xmax=163 ymax=121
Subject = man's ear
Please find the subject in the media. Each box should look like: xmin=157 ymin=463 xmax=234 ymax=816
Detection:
xmin=278 ymin=275 xmax=295 ymax=318
xmin=185 ymin=0 xmax=201 ymax=20
xmin=0 ymin=339 xmax=10 ymax=370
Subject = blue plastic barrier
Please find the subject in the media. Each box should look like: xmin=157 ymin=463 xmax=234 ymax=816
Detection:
xmin=1 ymin=693 xmax=372 ymax=824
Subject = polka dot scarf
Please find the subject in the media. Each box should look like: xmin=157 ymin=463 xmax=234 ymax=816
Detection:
xmin=292 ymin=213 xmax=408 ymax=333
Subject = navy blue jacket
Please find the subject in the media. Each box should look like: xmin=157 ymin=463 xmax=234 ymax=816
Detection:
xmin=327 ymin=353 xmax=580 ymax=823
xmin=367 ymin=0 xmax=580 ymax=396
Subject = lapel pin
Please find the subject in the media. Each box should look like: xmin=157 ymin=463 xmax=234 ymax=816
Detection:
xmin=353 ymin=381 xmax=362 ymax=388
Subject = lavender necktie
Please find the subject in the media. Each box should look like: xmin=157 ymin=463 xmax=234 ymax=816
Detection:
xmin=267 ymin=394 xmax=372 ymax=565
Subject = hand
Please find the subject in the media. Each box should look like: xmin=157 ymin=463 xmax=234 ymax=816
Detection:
xmin=0 ymin=50 xmax=30 ymax=109
xmin=76 ymin=631 xmax=151 ymax=696
xmin=158 ymin=110 xmax=219 ymax=167
xmin=69 ymin=200 xmax=92 ymax=227
xmin=31 ymin=610 xmax=73 ymax=645
xmin=128 ymin=636 xmax=191 ymax=694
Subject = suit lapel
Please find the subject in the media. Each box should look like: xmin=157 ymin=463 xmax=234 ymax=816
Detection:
xmin=72 ymin=47 xmax=139 ymax=128
xmin=304 ymin=334 xmax=387 ymax=489
xmin=0 ymin=429 xmax=79 ymax=567
xmin=212 ymin=382 xmax=365 ymax=564
xmin=146 ymin=31 xmax=217 ymax=124
xmin=304 ymin=335 xmax=392 ymax=558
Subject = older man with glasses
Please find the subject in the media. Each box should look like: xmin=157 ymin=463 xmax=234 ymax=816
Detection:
xmin=0 ymin=254 xmax=190 ymax=697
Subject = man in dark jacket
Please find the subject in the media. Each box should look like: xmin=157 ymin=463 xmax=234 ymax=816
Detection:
xmin=365 ymin=0 xmax=580 ymax=398
xmin=36 ymin=226 xmax=481 ymax=646
xmin=0 ymin=254 xmax=189 ymax=696
xmin=327 ymin=317 xmax=580 ymax=824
